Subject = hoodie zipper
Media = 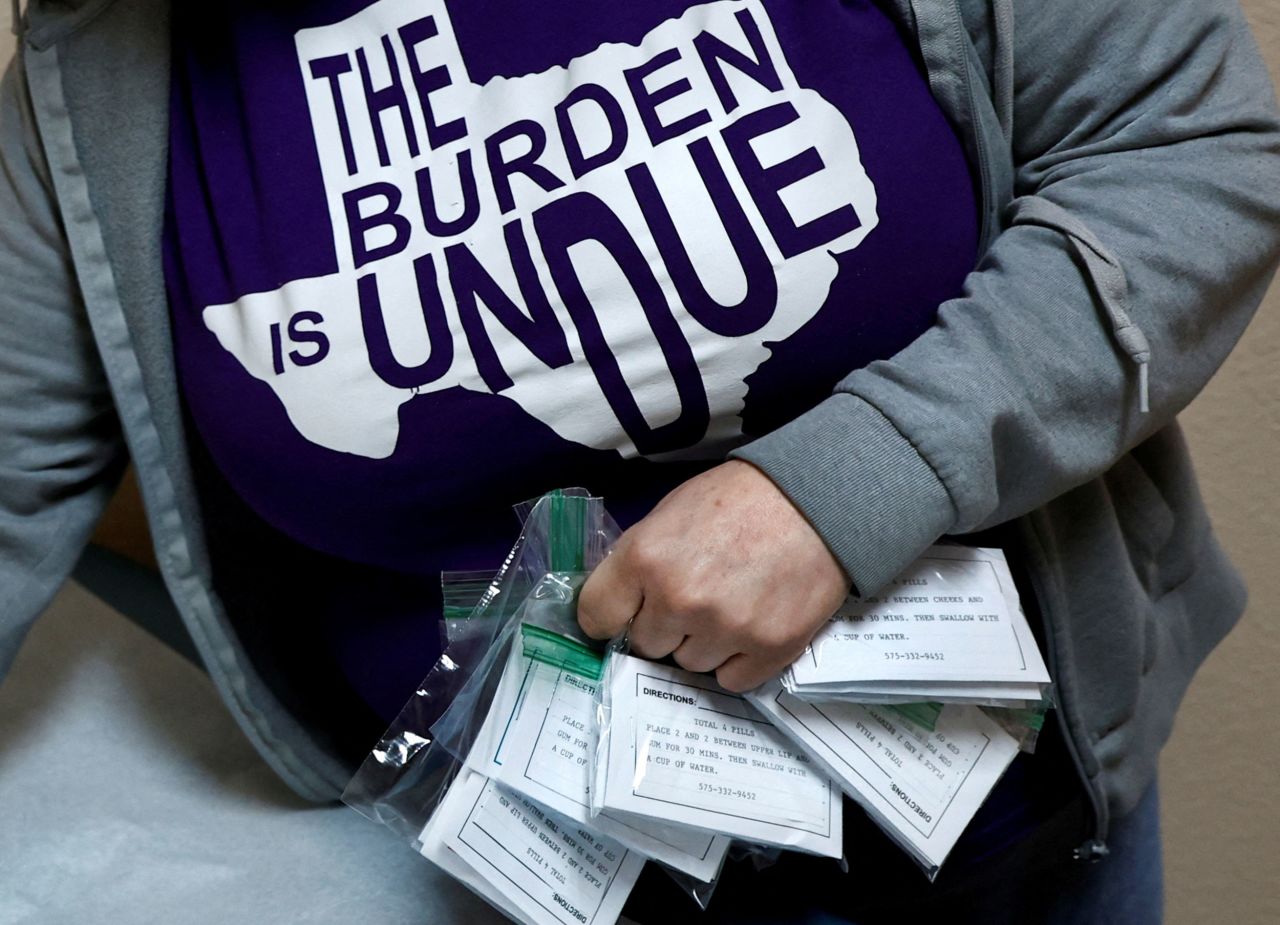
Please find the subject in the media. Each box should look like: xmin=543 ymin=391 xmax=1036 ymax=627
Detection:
xmin=1014 ymin=519 xmax=1109 ymax=860
xmin=947 ymin=0 xmax=1113 ymax=858
xmin=947 ymin=6 xmax=998 ymax=255
xmin=932 ymin=0 xmax=1108 ymax=855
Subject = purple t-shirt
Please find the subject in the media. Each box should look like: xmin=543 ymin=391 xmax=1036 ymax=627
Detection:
xmin=163 ymin=0 xmax=978 ymax=725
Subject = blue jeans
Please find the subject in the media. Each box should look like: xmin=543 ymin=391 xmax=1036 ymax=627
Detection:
xmin=624 ymin=782 xmax=1163 ymax=925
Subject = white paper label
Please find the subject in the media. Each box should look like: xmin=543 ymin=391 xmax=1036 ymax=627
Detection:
xmin=792 ymin=546 xmax=1050 ymax=687
xmin=597 ymin=655 xmax=841 ymax=857
xmin=420 ymin=769 xmax=644 ymax=925
xmin=748 ymin=682 xmax=1019 ymax=870
xmin=467 ymin=644 xmax=730 ymax=881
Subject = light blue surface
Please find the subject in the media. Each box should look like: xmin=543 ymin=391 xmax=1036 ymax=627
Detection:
xmin=0 ymin=580 xmax=510 ymax=925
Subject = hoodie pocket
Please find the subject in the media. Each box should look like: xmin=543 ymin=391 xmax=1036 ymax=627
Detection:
xmin=1102 ymin=452 xmax=1179 ymax=600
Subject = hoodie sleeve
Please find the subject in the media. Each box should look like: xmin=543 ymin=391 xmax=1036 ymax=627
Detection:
xmin=0 ymin=47 xmax=126 ymax=677
xmin=730 ymin=0 xmax=1280 ymax=595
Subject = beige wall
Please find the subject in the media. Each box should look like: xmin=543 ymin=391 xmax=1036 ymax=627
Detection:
xmin=1 ymin=3 xmax=1277 ymax=922
xmin=1164 ymin=5 xmax=1280 ymax=924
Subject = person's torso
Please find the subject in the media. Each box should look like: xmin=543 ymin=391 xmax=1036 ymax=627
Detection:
xmin=162 ymin=0 xmax=978 ymax=720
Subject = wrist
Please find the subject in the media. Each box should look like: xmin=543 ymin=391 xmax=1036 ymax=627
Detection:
xmin=729 ymin=393 xmax=955 ymax=595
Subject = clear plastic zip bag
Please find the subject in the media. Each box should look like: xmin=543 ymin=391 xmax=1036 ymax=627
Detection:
xmin=344 ymin=490 xmax=729 ymax=925
xmin=870 ymin=694 xmax=1052 ymax=753
xmin=981 ymin=692 xmax=1055 ymax=753
xmin=343 ymin=488 xmax=612 ymax=842
xmin=439 ymin=569 xmax=501 ymax=648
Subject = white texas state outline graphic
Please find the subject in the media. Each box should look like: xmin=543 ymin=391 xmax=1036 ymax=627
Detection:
xmin=202 ymin=0 xmax=878 ymax=459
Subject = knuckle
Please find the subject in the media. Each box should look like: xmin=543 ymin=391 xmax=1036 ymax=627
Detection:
xmin=629 ymin=636 xmax=663 ymax=659
xmin=622 ymin=534 xmax=665 ymax=576
xmin=663 ymin=584 xmax=710 ymax=616
xmin=673 ymin=649 xmax=718 ymax=675
xmin=670 ymin=648 xmax=697 ymax=670
xmin=630 ymin=626 xmax=678 ymax=660
xmin=745 ymin=618 xmax=795 ymax=653
xmin=714 ymin=608 xmax=753 ymax=639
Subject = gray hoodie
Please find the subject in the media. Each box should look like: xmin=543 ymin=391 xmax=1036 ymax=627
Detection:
xmin=1 ymin=0 xmax=1278 ymax=861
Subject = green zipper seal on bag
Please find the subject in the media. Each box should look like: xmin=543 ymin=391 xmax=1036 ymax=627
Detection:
xmin=887 ymin=701 xmax=944 ymax=732
xmin=993 ymin=704 xmax=1047 ymax=732
xmin=520 ymin=490 xmax=601 ymax=678
xmin=547 ymin=489 xmax=587 ymax=573
xmin=521 ymin=623 xmax=604 ymax=681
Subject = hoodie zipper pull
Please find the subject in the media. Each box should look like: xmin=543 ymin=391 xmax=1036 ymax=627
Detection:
xmin=1073 ymin=838 xmax=1110 ymax=862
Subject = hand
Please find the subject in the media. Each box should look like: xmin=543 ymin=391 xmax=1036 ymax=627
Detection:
xmin=577 ymin=460 xmax=850 ymax=692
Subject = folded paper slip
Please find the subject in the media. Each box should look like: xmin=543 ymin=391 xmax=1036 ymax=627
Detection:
xmin=747 ymin=681 xmax=1020 ymax=874
xmin=788 ymin=545 xmax=1051 ymax=701
xmin=419 ymin=768 xmax=644 ymax=925
xmin=466 ymin=635 xmax=730 ymax=881
xmin=594 ymin=655 xmax=843 ymax=858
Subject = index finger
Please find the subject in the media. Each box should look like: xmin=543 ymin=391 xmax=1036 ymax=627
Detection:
xmin=577 ymin=551 xmax=643 ymax=640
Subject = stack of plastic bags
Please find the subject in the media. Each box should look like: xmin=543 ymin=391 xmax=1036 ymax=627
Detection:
xmin=344 ymin=492 xmax=1054 ymax=925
